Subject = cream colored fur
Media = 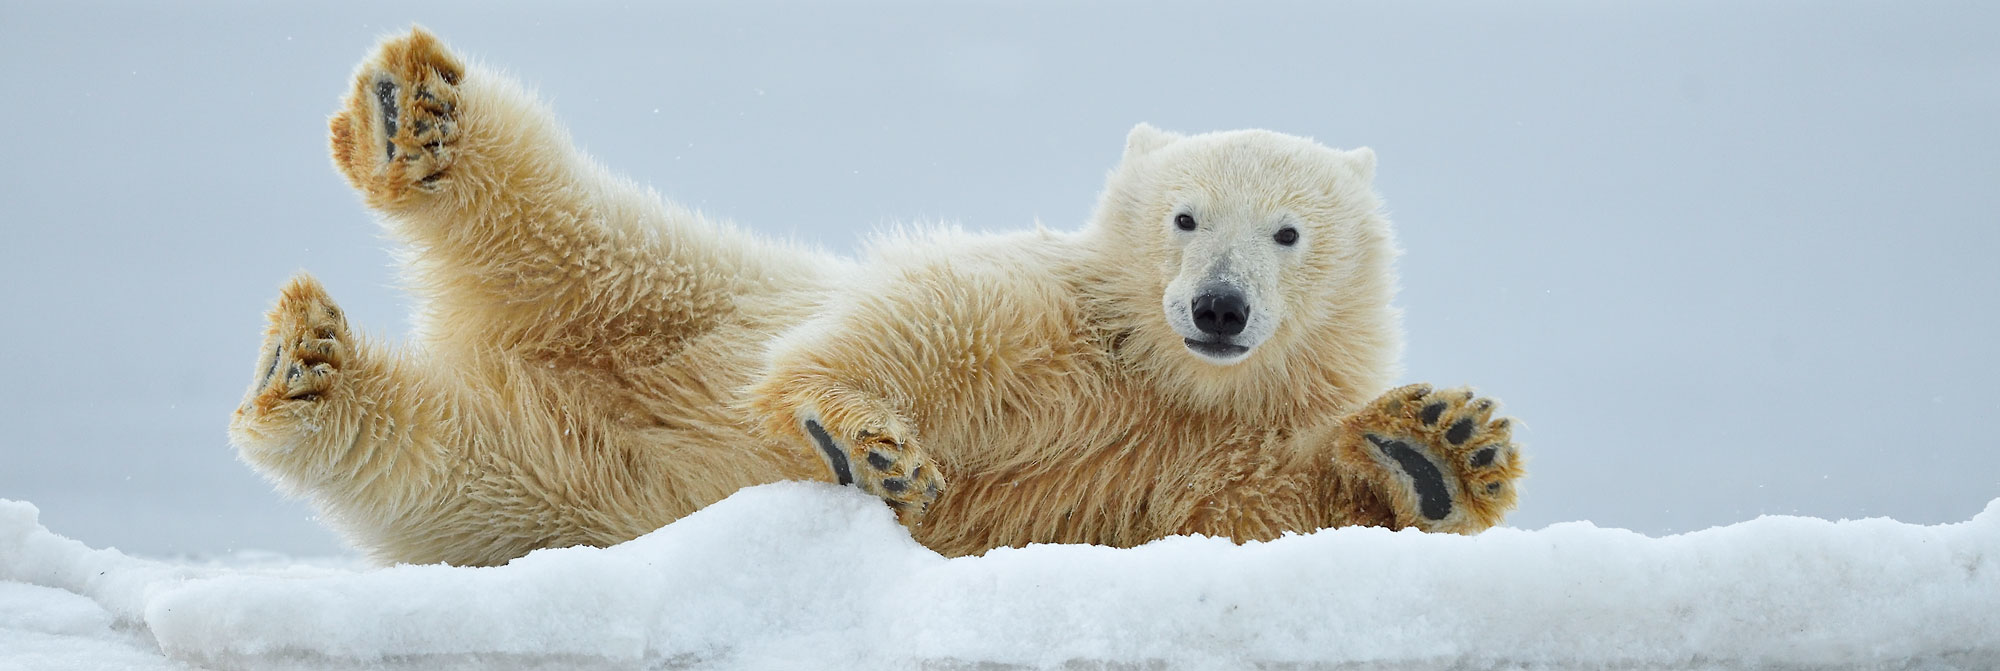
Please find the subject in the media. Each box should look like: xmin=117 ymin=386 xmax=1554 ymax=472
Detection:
xmin=230 ymin=28 xmax=1524 ymax=567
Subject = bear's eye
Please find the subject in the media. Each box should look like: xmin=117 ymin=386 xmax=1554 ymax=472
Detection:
xmin=1274 ymin=226 xmax=1299 ymax=246
xmin=1174 ymin=213 xmax=1197 ymax=231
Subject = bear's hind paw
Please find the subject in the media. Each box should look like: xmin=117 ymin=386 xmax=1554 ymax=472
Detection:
xmin=331 ymin=27 xmax=464 ymax=204
xmin=241 ymin=274 xmax=352 ymax=415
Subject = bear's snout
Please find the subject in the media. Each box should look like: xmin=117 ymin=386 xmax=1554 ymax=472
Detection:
xmin=1191 ymin=291 xmax=1250 ymax=337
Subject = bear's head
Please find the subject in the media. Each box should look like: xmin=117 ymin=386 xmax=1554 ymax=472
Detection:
xmin=1083 ymin=124 xmax=1402 ymax=417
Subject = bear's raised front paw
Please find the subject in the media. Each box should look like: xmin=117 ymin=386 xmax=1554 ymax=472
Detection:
xmin=241 ymin=274 xmax=351 ymax=415
xmin=1340 ymin=383 xmax=1524 ymax=534
xmin=331 ymin=27 xmax=464 ymax=204
xmin=801 ymin=415 xmax=945 ymax=523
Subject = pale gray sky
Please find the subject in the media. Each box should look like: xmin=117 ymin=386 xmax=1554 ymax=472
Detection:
xmin=2 ymin=1 xmax=1995 ymax=557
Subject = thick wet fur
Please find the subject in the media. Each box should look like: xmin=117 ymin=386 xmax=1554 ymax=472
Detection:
xmin=231 ymin=27 xmax=1525 ymax=567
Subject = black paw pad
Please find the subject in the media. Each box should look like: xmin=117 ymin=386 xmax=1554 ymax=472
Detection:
xmin=1367 ymin=435 xmax=1453 ymax=521
xmin=866 ymin=451 xmax=893 ymax=471
xmin=373 ymin=78 xmax=399 ymax=160
xmin=1446 ymin=419 xmax=1474 ymax=445
xmin=260 ymin=344 xmax=282 ymax=388
xmin=1420 ymin=402 xmax=1447 ymax=426
xmin=881 ymin=478 xmax=908 ymax=494
xmin=1471 ymin=447 xmax=1498 ymax=468
xmin=803 ymin=420 xmax=853 ymax=486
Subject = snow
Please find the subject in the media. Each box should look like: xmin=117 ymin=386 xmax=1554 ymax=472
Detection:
xmin=3 ymin=484 xmax=1997 ymax=670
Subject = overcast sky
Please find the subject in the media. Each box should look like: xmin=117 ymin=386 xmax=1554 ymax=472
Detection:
xmin=2 ymin=1 xmax=1996 ymax=558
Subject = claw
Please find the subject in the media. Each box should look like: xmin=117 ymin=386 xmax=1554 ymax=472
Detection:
xmin=1380 ymin=383 xmax=1433 ymax=417
xmin=1468 ymin=398 xmax=1496 ymax=424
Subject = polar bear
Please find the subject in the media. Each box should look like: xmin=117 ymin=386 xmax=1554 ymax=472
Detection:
xmin=230 ymin=28 xmax=1525 ymax=567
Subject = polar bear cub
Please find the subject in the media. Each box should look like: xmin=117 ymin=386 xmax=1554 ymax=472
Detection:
xmin=229 ymin=28 xmax=1524 ymax=566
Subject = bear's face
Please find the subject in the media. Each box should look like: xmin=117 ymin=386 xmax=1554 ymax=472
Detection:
xmin=1088 ymin=124 xmax=1398 ymax=408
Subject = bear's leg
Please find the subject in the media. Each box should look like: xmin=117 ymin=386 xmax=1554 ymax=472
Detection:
xmin=229 ymin=273 xmax=450 ymax=520
xmin=232 ymin=274 xmax=692 ymax=565
xmin=327 ymin=28 xmax=808 ymax=369
xmin=1330 ymin=384 xmax=1525 ymax=534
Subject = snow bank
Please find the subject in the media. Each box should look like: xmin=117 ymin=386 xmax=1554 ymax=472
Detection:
xmin=3 ymin=484 xmax=1997 ymax=670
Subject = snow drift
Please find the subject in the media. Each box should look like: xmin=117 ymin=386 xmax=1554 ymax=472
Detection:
xmin=2 ymin=483 xmax=1996 ymax=669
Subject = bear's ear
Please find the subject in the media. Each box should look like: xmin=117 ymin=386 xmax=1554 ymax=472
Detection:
xmin=1123 ymin=123 xmax=1182 ymax=162
xmin=1348 ymin=147 xmax=1377 ymax=182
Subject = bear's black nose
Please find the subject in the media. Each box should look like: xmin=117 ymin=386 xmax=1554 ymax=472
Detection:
xmin=1191 ymin=291 xmax=1250 ymax=337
